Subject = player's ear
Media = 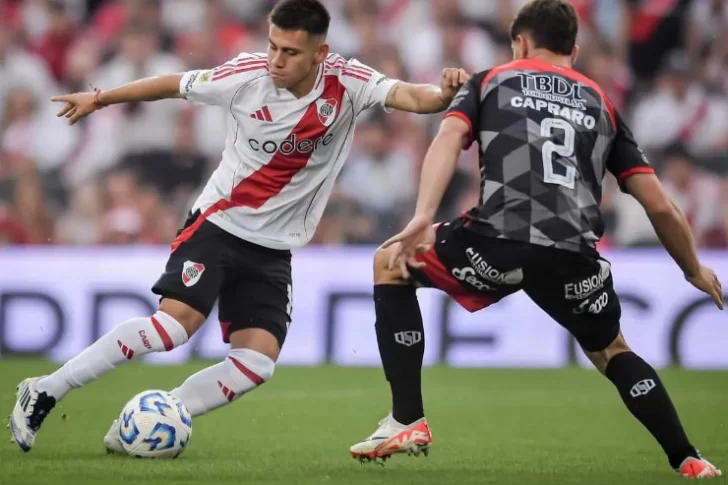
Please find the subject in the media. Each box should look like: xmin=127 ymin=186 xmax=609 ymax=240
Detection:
xmin=515 ymin=35 xmax=529 ymax=60
xmin=511 ymin=37 xmax=523 ymax=60
xmin=314 ymin=40 xmax=329 ymax=64
xmin=570 ymin=45 xmax=580 ymax=66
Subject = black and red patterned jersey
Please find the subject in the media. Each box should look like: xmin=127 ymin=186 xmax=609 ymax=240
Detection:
xmin=445 ymin=58 xmax=654 ymax=254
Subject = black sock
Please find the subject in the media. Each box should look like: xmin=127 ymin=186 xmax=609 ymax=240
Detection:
xmin=374 ymin=284 xmax=425 ymax=425
xmin=605 ymin=352 xmax=697 ymax=468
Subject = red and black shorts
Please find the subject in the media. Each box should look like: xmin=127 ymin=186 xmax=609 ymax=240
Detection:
xmin=151 ymin=210 xmax=292 ymax=347
xmin=406 ymin=217 xmax=622 ymax=352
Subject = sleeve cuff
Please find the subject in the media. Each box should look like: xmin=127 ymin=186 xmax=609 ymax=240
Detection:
xmin=617 ymin=166 xmax=654 ymax=185
xmin=375 ymin=78 xmax=399 ymax=113
xmin=179 ymin=71 xmax=200 ymax=98
xmin=443 ymin=111 xmax=474 ymax=149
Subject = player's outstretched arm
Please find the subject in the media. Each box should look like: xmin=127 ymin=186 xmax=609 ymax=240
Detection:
xmin=411 ymin=116 xmax=470 ymax=220
xmin=51 ymin=74 xmax=184 ymax=126
xmin=625 ymin=173 xmax=724 ymax=309
xmin=384 ymin=68 xmax=469 ymax=114
xmin=380 ymin=116 xmax=469 ymax=275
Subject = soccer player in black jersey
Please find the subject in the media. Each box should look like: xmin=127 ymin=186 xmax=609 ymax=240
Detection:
xmin=349 ymin=0 xmax=723 ymax=479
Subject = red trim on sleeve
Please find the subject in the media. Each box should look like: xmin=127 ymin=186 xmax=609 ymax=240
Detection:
xmin=443 ymin=111 xmax=474 ymax=148
xmin=618 ymin=166 xmax=655 ymax=185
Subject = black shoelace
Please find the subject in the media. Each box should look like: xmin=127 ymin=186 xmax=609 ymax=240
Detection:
xmin=28 ymin=393 xmax=55 ymax=431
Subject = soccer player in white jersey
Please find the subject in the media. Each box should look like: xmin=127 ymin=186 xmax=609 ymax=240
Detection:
xmin=9 ymin=0 xmax=469 ymax=453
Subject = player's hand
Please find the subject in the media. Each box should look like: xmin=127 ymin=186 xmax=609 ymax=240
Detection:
xmin=51 ymin=92 xmax=102 ymax=126
xmin=439 ymin=68 xmax=470 ymax=105
xmin=379 ymin=215 xmax=436 ymax=280
xmin=686 ymin=265 xmax=724 ymax=310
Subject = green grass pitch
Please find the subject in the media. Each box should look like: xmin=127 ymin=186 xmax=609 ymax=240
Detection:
xmin=0 ymin=359 xmax=726 ymax=485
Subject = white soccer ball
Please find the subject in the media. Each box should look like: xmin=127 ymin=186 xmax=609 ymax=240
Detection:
xmin=118 ymin=390 xmax=192 ymax=458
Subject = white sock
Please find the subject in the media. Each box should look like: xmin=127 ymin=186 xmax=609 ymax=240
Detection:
xmin=170 ymin=349 xmax=275 ymax=417
xmin=37 ymin=311 xmax=188 ymax=401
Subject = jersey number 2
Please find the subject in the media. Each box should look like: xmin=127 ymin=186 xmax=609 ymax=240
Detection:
xmin=541 ymin=118 xmax=576 ymax=190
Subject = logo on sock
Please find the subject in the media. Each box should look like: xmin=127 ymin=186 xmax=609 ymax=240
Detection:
xmin=117 ymin=340 xmax=135 ymax=359
xmin=182 ymin=261 xmax=206 ymax=287
xmin=629 ymin=379 xmax=656 ymax=397
xmin=139 ymin=330 xmax=152 ymax=349
xmin=217 ymin=380 xmax=235 ymax=402
xmin=394 ymin=331 xmax=422 ymax=347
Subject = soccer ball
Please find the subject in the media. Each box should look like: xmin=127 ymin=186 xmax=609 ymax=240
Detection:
xmin=118 ymin=390 xmax=192 ymax=458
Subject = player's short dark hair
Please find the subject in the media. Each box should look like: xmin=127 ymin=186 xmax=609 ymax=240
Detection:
xmin=269 ymin=0 xmax=331 ymax=37
xmin=510 ymin=0 xmax=578 ymax=56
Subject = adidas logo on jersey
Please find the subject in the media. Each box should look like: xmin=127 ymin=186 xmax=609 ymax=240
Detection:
xmin=251 ymin=106 xmax=273 ymax=122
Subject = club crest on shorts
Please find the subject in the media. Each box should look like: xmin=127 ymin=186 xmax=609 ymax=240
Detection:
xmin=316 ymin=98 xmax=338 ymax=127
xmin=181 ymin=261 xmax=205 ymax=287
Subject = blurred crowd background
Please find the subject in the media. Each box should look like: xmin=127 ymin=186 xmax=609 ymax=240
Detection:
xmin=1 ymin=0 xmax=727 ymax=248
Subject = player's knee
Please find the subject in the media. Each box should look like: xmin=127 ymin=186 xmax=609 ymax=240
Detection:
xmin=229 ymin=328 xmax=281 ymax=361
xmin=373 ymin=246 xmax=408 ymax=285
xmin=159 ymin=298 xmax=207 ymax=338
xmin=584 ymin=331 xmax=632 ymax=375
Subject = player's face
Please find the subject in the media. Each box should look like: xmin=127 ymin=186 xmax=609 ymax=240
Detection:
xmin=268 ymin=25 xmax=328 ymax=89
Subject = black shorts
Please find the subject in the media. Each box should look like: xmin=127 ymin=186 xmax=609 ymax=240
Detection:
xmin=152 ymin=211 xmax=292 ymax=347
xmin=407 ymin=217 xmax=621 ymax=352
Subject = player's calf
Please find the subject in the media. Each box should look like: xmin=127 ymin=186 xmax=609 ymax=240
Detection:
xmin=104 ymin=358 xmax=276 ymax=455
xmin=167 ymin=349 xmax=275 ymax=416
xmin=585 ymin=333 xmax=719 ymax=475
xmin=10 ymin=309 xmax=191 ymax=452
xmin=371 ymin=244 xmax=427 ymax=426
xmin=37 ymin=309 xmax=191 ymax=402
xmin=169 ymin=329 xmax=277 ymax=417
xmin=104 ymin=329 xmax=276 ymax=456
